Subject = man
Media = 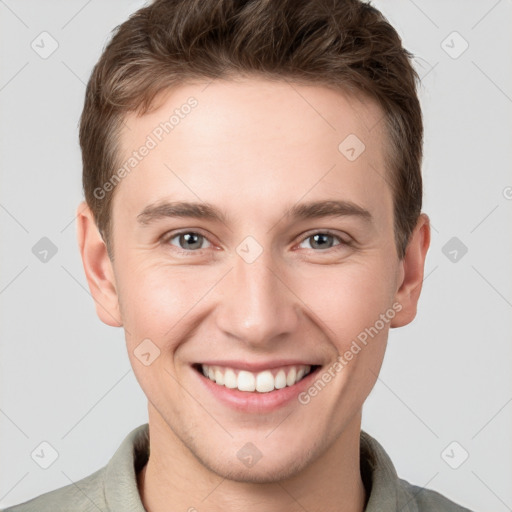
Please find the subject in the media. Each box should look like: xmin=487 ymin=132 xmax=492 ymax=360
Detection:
xmin=3 ymin=0 xmax=475 ymax=511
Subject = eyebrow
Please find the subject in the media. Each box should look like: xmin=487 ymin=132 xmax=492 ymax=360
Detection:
xmin=136 ymin=199 xmax=373 ymax=226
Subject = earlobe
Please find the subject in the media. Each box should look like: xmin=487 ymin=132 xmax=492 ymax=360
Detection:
xmin=390 ymin=213 xmax=431 ymax=328
xmin=76 ymin=201 xmax=123 ymax=327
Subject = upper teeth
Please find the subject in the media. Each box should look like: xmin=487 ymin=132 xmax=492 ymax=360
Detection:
xmin=201 ymin=364 xmax=312 ymax=393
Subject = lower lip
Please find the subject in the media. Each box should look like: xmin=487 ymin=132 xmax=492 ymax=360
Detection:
xmin=192 ymin=365 xmax=321 ymax=413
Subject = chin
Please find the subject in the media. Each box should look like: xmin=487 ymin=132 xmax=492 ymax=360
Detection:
xmin=211 ymin=459 xmax=308 ymax=484
xmin=192 ymin=444 xmax=317 ymax=484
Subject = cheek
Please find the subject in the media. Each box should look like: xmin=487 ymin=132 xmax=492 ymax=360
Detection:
xmin=293 ymin=259 xmax=396 ymax=344
xmin=118 ymin=264 xmax=202 ymax=395
xmin=117 ymin=262 xmax=173 ymax=330
xmin=297 ymin=262 xmax=395 ymax=411
xmin=118 ymin=261 xmax=218 ymax=348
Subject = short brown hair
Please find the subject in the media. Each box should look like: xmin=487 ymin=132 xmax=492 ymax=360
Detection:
xmin=79 ymin=0 xmax=423 ymax=260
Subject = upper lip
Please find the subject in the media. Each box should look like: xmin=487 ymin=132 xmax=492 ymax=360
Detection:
xmin=194 ymin=360 xmax=321 ymax=372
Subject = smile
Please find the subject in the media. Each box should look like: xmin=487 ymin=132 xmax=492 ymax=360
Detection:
xmin=194 ymin=364 xmax=319 ymax=393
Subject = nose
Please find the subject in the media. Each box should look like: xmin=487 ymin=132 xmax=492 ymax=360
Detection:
xmin=214 ymin=245 xmax=299 ymax=349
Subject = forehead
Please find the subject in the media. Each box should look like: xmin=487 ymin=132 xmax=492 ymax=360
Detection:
xmin=114 ymin=77 xmax=392 ymax=230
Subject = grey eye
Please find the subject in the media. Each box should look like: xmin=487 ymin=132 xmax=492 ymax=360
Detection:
xmin=299 ymin=233 xmax=342 ymax=250
xmin=169 ymin=232 xmax=211 ymax=251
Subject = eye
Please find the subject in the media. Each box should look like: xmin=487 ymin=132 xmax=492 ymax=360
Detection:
xmin=165 ymin=231 xmax=212 ymax=253
xmin=297 ymin=231 xmax=350 ymax=251
xmin=161 ymin=229 xmax=351 ymax=256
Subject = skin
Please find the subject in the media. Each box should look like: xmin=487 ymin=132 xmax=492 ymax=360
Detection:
xmin=76 ymin=77 xmax=430 ymax=512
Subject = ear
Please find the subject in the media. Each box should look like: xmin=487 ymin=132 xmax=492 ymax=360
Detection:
xmin=76 ymin=201 xmax=122 ymax=327
xmin=390 ymin=213 xmax=431 ymax=328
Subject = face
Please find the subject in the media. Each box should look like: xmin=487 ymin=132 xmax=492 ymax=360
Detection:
xmin=78 ymin=77 xmax=429 ymax=483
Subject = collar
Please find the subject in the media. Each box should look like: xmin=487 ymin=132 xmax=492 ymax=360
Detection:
xmin=103 ymin=423 xmax=415 ymax=512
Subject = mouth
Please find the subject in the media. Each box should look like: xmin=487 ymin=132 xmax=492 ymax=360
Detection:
xmin=192 ymin=363 xmax=321 ymax=393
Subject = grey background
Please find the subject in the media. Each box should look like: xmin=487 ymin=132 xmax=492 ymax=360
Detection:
xmin=1 ymin=1 xmax=511 ymax=510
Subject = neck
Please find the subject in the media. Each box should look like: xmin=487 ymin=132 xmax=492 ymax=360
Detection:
xmin=137 ymin=409 xmax=367 ymax=512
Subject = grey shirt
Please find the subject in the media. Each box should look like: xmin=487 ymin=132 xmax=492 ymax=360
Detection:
xmin=2 ymin=423 xmax=474 ymax=511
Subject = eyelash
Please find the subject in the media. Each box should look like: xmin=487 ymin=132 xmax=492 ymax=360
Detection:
xmin=161 ymin=229 xmax=353 ymax=257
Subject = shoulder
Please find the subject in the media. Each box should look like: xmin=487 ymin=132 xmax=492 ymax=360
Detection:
xmin=1 ymin=423 xmax=149 ymax=512
xmin=359 ymin=429 xmax=476 ymax=512
xmin=1 ymin=467 xmax=106 ymax=512
xmin=396 ymin=477 xmax=475 ymax=512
